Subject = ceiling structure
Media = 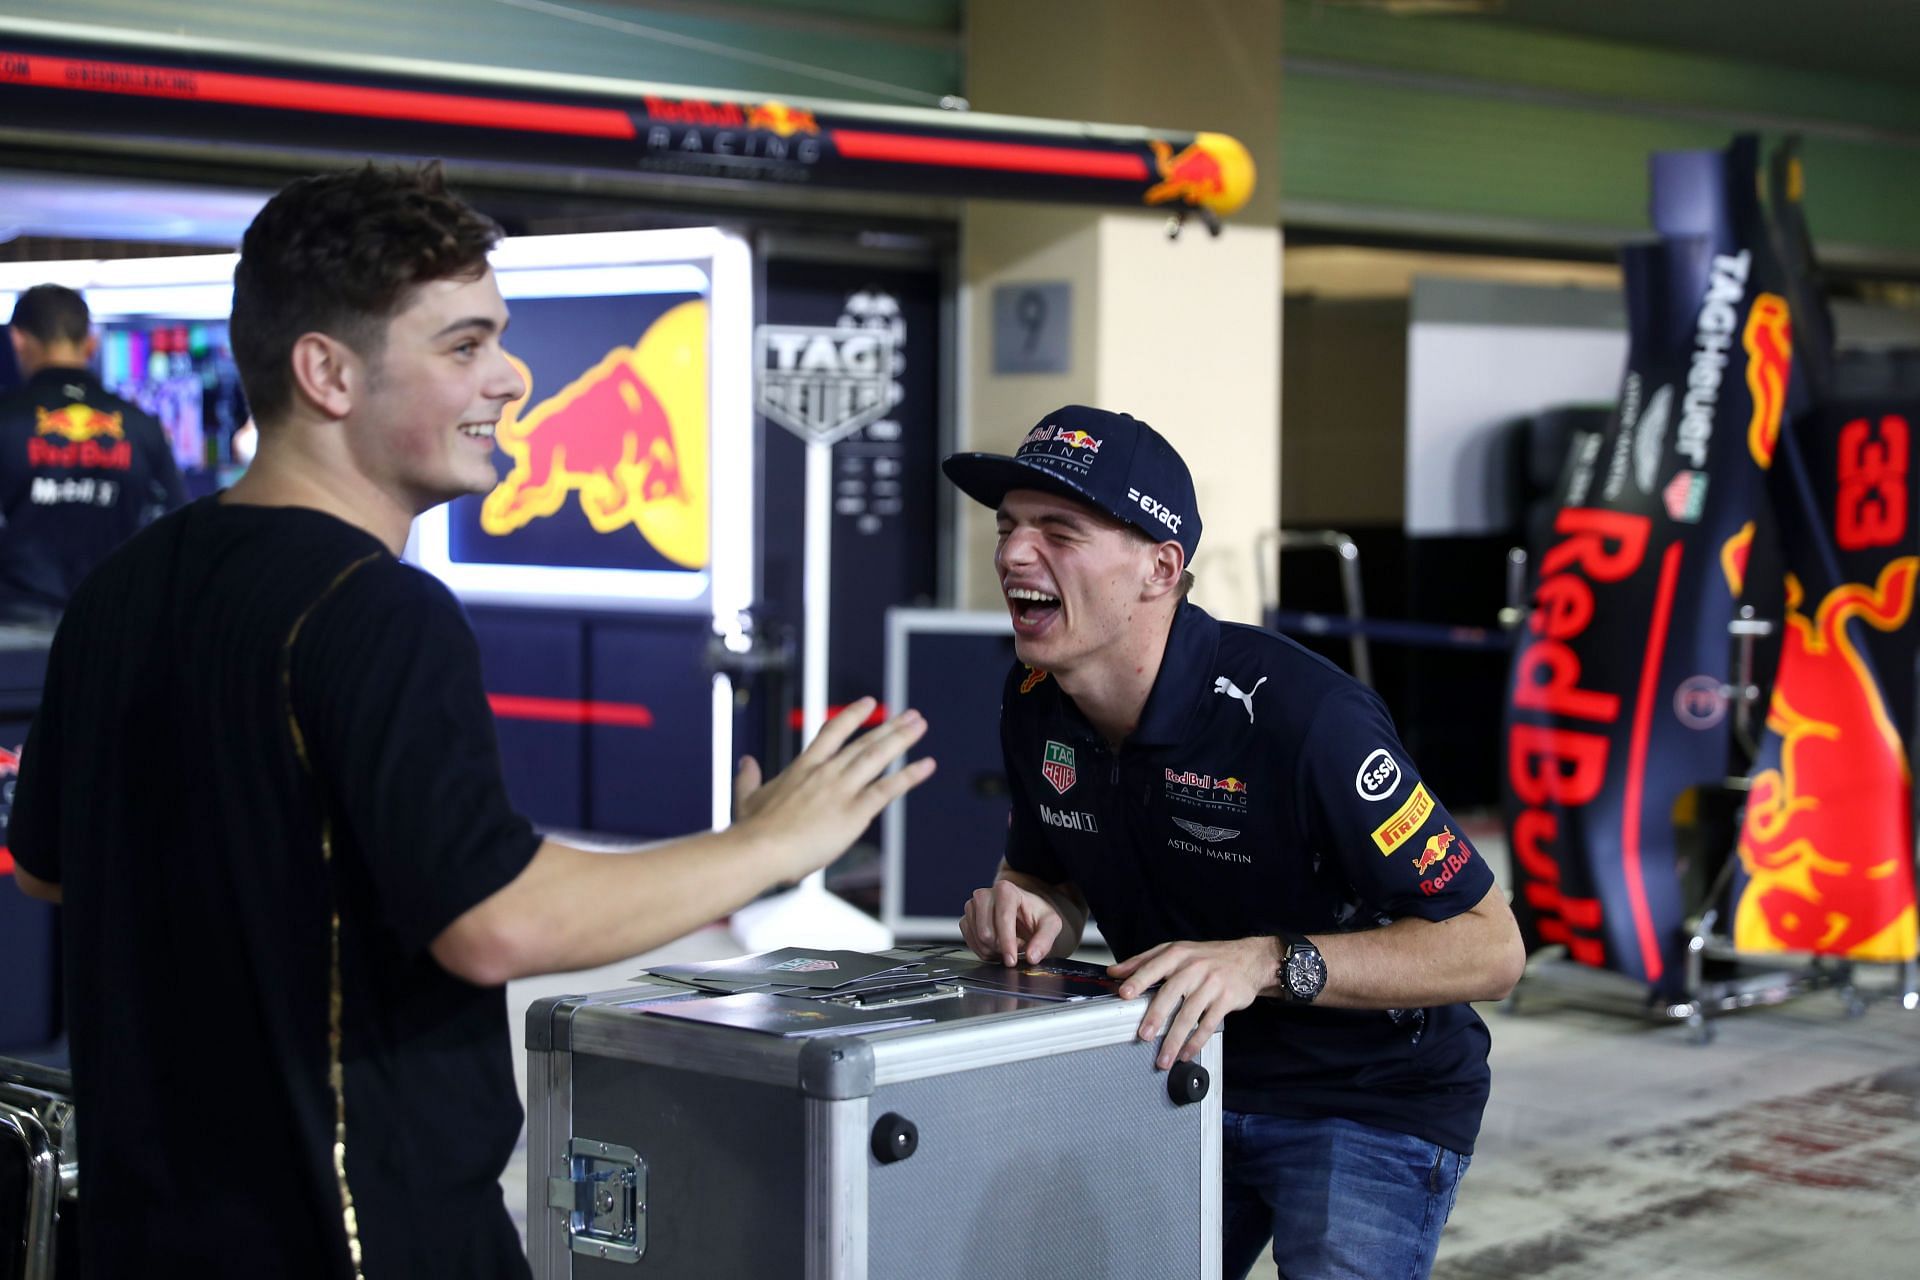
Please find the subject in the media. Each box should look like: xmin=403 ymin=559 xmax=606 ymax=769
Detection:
xmin=0 ymin=2 xmax=1913 ymax=249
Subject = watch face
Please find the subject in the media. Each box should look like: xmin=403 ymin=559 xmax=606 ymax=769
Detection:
xmin=1287 ymin=947 xmax=1327 ymax=1001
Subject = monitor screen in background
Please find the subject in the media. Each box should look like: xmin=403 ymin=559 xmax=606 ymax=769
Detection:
xmin=98 ymin=319 xmax=249 ymax=491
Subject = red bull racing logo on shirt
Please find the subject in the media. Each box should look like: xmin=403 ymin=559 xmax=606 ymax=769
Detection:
xmin=1416 ymin=826 xmax=1476 ymax=896
xmin=30 ymin=404 xmax=131 ymax=469
xmin=1165 ymin=768 xmax=1251 ymax=811
xmin=480 ymin=300 xmax=709 ymax=568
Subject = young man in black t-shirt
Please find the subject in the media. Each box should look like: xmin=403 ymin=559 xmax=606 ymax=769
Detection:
xmin=945 ymin=406 xmax=1525 ymax=1280
xmin=7 ymin=166 xmax=935 ymax=1279
xmin=0 ymin=284 xmax=187 ymax=621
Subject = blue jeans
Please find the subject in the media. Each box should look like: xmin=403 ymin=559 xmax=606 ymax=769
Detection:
xmin=1222 ymin=1111 xmax=1470 ymax=1280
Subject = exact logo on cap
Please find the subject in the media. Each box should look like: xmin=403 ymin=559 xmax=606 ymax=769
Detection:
xmin=1126 ymin=487 xmax=1182 ymax=534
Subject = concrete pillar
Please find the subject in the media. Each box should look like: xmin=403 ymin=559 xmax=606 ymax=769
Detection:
xmin=958 ymin=0 xmax=1283 ymax=623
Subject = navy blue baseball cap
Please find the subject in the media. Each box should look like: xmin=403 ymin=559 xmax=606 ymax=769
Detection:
xmin=943 ymin=405 xmax=1202 ymax=563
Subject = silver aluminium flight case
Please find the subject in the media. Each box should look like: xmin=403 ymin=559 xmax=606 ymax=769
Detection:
xmin=525 ymin=946 xmax=1222 ymax=1279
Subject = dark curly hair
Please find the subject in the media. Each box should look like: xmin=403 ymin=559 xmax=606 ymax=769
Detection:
xmin=230 ymin=163 xmax=501 ymax=426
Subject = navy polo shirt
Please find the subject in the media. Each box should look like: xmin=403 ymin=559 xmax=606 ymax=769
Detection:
xmin=1001 ymin=602 xmax=1497 ymax=1154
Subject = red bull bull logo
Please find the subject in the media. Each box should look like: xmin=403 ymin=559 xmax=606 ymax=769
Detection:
xmin=745 ymin=101 xmax=819 ymax=137
xmin=1216 ymin=776 xmax=1248 ymax=795
xmin=480 ymin=300 xmax=709 ymax=568
xmin=1744 ymin=293 xmax=1793 ymax=468
xmin=29 ymin=403 xmax=131 ymax=469
xmin=1142 ymin=132 xmax=1255 ymax=216
xmin=1056 ymin=430 xmax=1101 ymax=452
xmin=1416 ymin=826 xmax=1477 ymax=896
xmin=35 ymin=404 xmax=122 ymax=441
xmin=1414 ymin=827 xmax=1457 ymax=876
xmin=1735 ymin=557 xmax=1919 ymax=960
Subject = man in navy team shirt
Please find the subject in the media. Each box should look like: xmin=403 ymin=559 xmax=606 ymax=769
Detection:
xmin=946 ymin=405 xmax=1525 ymax=1280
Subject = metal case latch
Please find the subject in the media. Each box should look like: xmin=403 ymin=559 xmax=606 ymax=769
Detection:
xmin=548 ymin=1138 xmax=646 ymax=1263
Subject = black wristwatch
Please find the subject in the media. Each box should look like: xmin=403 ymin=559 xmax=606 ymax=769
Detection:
xmin=1276 ymin=932 xmax=1327 ymax=1004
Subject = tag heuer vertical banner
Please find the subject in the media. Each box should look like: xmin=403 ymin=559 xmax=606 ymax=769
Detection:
xmin=1504 ymin=136 xmax=1794 ymax=993
xmin=1727 ymin=144 xmax=1920 ymax=962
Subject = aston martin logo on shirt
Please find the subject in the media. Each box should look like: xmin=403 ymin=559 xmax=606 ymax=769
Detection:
xmin=1171 ymin=816 xmax=1240 ymax=844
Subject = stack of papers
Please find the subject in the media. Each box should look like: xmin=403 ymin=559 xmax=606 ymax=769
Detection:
xmin=633 ymin=949 xmax=1125 ymax=1038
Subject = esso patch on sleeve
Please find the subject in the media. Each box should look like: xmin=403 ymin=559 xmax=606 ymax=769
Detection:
xmin=1354 ymin=748 xmax=1401 ymax=801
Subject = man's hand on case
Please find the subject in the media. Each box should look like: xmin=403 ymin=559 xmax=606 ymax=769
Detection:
xmin=961 ymin=879 xmax=1067 ymax=967
xmin=1109 ymin=936 xmax=1277 ymax=1070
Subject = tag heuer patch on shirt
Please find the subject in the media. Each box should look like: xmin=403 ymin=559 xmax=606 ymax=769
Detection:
xmin=1042 ymin=741 xmax=1077 ymax=795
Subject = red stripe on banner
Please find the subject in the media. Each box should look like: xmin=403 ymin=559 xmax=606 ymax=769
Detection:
xmin=1621 ymin=542 xmax=1684 ymax=983
xmin=0 ymin=53 xmax=637 ymax=138
xmin=831 ymin=130 xmax=1150 ymax=180
xmin=489 ymin=694 xmax=654 ymax=729
xmin=787 ymin=703 xmax=889 ymax=730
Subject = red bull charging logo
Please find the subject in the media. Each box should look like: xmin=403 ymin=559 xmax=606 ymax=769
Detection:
xmin=744 ymin=101 xmax=819 ymax=137
xmin=35 ymin=404 xmax=122 ymax=441
xmin=1743 ymin=293 xmax=1792 ymax=468
xmin=1734 ymin=557 xmax=1919 ymax=960
xmin=480 ymin=300 xmax=709 ymax=568
xmin=1143 ymin=132 xmax=1255 ymax=216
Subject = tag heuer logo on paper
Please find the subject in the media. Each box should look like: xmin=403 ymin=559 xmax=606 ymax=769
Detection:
xmin=1042 ymin=741 xmax=1078 ymax=795
xmin=770 ymin=958 xmax=840 ymax=973
xmin=756 ymin=323 xmax=898 ymax=446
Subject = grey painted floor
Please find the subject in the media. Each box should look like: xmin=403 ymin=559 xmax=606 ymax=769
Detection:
xmin=504 ymin=821 xmax=1920 ymax=1277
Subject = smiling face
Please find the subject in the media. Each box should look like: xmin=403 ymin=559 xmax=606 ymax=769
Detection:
xmin=343 ymin=268 xmax=525 ymax=514
xmin=994 ymin=487 xmax=1167 ymax=677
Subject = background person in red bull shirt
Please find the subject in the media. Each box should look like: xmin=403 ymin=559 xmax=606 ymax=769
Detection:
xmin=946 ymin=405 xmax=1524 ymax=1280
xmin=6 ymin=164 xmax=934 ymax=1280
xmin=0 ymin=283 xmax=186 ymax=623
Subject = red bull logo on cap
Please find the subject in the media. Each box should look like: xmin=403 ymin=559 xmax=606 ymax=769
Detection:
xmin=1734 ymin=557 xmax=1920 ymax=960
xmin=480 ymin=300 xmax=709 ymax=568
xmin=1056 ymin=430 xmax=1101 ymax=452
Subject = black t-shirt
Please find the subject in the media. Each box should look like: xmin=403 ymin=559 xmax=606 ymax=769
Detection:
xmin=0 ymin=368 xmax=187 ymax=616
xmin=1002 ymin=602 xmax=1498 ymax=1154
xmin=8 ymin=498 xmax=541 ymax=1278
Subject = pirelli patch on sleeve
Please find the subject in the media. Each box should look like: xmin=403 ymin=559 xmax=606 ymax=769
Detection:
xmin=1372 ymin=782 xmax=1433 ymax=855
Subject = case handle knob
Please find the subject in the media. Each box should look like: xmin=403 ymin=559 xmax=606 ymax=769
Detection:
xmin=871 ymin=1112 xmax=919 ymax=1163
xmin=1167 ymin=1061 xmax=1210 ymax=1106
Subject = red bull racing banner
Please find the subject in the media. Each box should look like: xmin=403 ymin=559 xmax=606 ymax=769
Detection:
xmin=1726 ymin=149 xmax=1920 ymax=963
xmin=0 ymin=30 xmax=1254 ymax=223
xmin=410 ymin=229 xmax=754 ymax=615
xmin=1503 ymin=137 xmax=1796 ymax=993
